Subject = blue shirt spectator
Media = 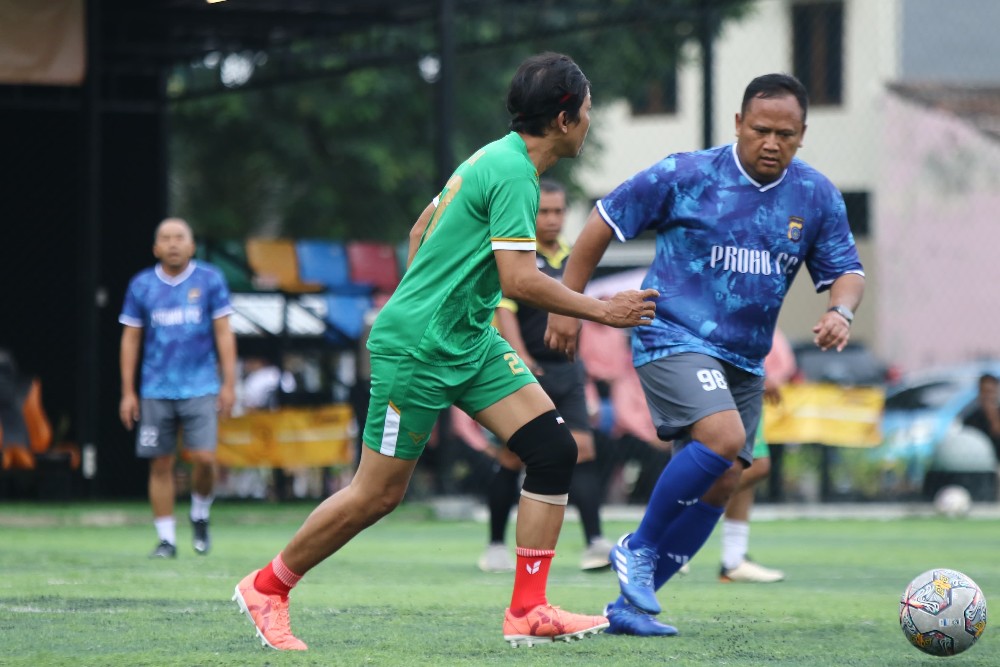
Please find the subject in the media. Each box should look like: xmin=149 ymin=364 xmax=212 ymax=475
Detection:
xmin=120 ymin=261 xmax=234 ymax=399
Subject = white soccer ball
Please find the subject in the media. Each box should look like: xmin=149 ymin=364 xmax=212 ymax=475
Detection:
xmin=899 ymin=568 xmax=987 ymax=656
xmin=934 ymin=484 xmax=972 ymax=518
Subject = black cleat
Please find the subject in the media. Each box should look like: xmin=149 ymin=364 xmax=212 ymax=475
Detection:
xmin=192 ymin=518 xmax=211 ymax=555
xmin=150 ymin=540 xmax=177 ymax=559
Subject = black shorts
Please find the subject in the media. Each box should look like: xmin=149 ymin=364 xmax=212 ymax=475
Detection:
xmin=536 ymin=359 xmax=590 ymax=432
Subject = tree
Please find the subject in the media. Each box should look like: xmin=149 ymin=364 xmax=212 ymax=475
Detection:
xmin=169 ymin=0 xmax=752 ymax=242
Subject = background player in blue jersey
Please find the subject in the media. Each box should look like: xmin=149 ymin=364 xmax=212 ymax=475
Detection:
xmin=119 ymin=218 xmax=237 ymax=558
xmin=547 ymin=73 xmax=865 ymax=636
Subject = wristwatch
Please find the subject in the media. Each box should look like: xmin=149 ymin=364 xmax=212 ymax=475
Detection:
xmin=827 ymin=305 xmax=854 ymax=325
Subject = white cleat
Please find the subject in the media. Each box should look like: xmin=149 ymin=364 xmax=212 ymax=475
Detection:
xmin=580 ymin=537 xmax=614 ymax=571
xmin=478 ymin=543 xmax=515 ymax=573
xmin=720 ymin=559 xmax=785 ymax=583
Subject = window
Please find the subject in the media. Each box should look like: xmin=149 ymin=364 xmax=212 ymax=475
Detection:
xmin=792 ymin=1 xmax=844 ymax=106
xmin=629 ymin=69 xmax=678 ymax=116
xmin=841 ymin=191 xmax=869 ymax=238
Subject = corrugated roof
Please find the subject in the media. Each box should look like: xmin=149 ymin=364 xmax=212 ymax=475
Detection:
xmin=890 ymin=83 xmax=1000 ymax=141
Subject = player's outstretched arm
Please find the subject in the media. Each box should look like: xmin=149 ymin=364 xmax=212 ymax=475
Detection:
xmin=496 ymin=248 xmax=656 ymax=360
xmin=543 ymin=288 xmax=657 ymax=360
xmin=602 ymin=289 xmax=658 ymax=326
xmin=495 ymin=248 xmax=655 ymax=325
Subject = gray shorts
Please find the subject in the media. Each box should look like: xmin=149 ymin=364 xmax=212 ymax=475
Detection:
xmin=536 ymin=360 xmax=590 ymax=432
xmin=136 ymin=396 xmax=219 ymax=459
xmin=636 ymin=352 xmax=764 ymax=466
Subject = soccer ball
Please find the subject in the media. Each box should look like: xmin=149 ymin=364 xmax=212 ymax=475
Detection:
xmin=933 ymin=485 xmax=972 ymax=518
xmin=899 ymin=568 xmax=987 ymax=656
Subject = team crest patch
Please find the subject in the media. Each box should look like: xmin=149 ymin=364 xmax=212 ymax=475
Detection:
xmin=187 ymin=288 xmax=201 ymax=302
xmin=787 ymin=216 xmax=804 ymax=241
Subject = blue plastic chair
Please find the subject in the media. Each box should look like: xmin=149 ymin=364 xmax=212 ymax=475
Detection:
xmin=323 ymin=293 xmax=373 ymax=343
xmin=296 ymin=239 xmax=352 ymax=290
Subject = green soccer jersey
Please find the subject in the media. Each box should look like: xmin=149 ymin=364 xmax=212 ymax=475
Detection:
xmin=368 ymin=132 xmax=539 ymax=365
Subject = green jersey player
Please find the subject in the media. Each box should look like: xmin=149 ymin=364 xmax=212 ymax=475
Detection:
xmin=234 ymin=52 xmax=658 ymax=651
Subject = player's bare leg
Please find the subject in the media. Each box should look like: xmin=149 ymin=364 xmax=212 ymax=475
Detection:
xmin=149 ymin=454 xmax=175 ymax=519
xmin=235 ymin=448 xmax=418 ymax=650
xmin=283 ymin=448 xmax=417 ymax=573
xmin=514 ymin=494 xmax=562 ymax=549
xmin=188 ymin=450 xmax=215 ymax=554
xmin=148 ymin=454 xmax=177 ymax=558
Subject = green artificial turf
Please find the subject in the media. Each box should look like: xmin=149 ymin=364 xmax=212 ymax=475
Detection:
xmin=0 ymin=500 xmax=995 ymax=666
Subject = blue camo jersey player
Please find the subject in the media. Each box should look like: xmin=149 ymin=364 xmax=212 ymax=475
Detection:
xmin=546 ymin=73 xmax=865 ymax=636
xmin=119 ymin=218 xmax=237 ymax=559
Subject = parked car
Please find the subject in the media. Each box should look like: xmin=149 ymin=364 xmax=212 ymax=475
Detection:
xmin=792 ymin=341 xmax=894 ymax=386
xmin=876 ymin=360 xmax=1000 ymax=493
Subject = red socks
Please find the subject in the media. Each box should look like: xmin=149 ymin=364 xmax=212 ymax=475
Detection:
xmin=253 ymin=553 xmax=303 ymax=598
xmin=508 ymin=547 xmax=555 ymax=615
xmin=254 ymin=547 xmax=556 ymax=613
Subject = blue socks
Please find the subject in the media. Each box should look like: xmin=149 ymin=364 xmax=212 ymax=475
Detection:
xmin=653 ymin=500 xmax=725 ymax=589
xmin=607 ymin=499 xmax=725 ymax=612
xmin=628 ymin=440 xmax=731 ymax=551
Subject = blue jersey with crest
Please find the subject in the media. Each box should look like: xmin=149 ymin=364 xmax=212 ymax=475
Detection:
xmin=598 ymin=143 xmax=864 ymax=374
xmin=119 ymin=261 xmax=233 ymax=399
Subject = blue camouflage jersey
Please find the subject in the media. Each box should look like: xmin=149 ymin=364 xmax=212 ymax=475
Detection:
xmin=119 ymin=261 xmax=233 ymax=399
xmin=597 ymin=143 xmax=864 ymax=374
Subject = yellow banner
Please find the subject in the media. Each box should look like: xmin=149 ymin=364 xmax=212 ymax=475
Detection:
xmin=763 ymin=383 xmax=884 ymax=447
xmin=217 ymin=404 xmax=356 ymax=467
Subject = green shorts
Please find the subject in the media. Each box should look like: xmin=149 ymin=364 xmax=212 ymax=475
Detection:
xmin=362 ymin=329 xmax=537 ymax=459
xmin=752 ymin=421 xmax=770 ymax=460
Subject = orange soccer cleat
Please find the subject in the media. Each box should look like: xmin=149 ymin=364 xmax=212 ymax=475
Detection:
xmin=232 ymin=570 xmax=308 ymax=651
xmin=503 ymin=604 xmax=609 ymax=648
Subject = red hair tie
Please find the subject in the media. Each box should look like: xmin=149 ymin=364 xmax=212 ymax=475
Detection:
xmin=558 ymin=93 xmax=572 ymax=104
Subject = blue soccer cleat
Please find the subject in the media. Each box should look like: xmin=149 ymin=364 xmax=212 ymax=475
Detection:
xmin=609 ymin=534 xmax=661 ymax=614
xmin=604 ymin=600 xmax=678 ymax=637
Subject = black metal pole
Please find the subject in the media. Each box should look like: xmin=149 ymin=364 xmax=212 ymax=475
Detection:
xmin=435 ymin=0 xmax=456 ymax=188
xmin=700 ymin=2 xmax=715 ymax=149
xmin=820 ymin=445 xmax=834 ymax=502
xmin=157 ymin=69 xmax=169 ymax=225
xmin=431 ymin=0 xmax=457 ymax=491
xmin=767 ymin=443 xmax=785 ymax=502
xmin=80 ymin=0 xmax=103 ymax=493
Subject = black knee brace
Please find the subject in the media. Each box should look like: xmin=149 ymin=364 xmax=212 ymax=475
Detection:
xmin=506 ymin=410 xmax=577 ymax=496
